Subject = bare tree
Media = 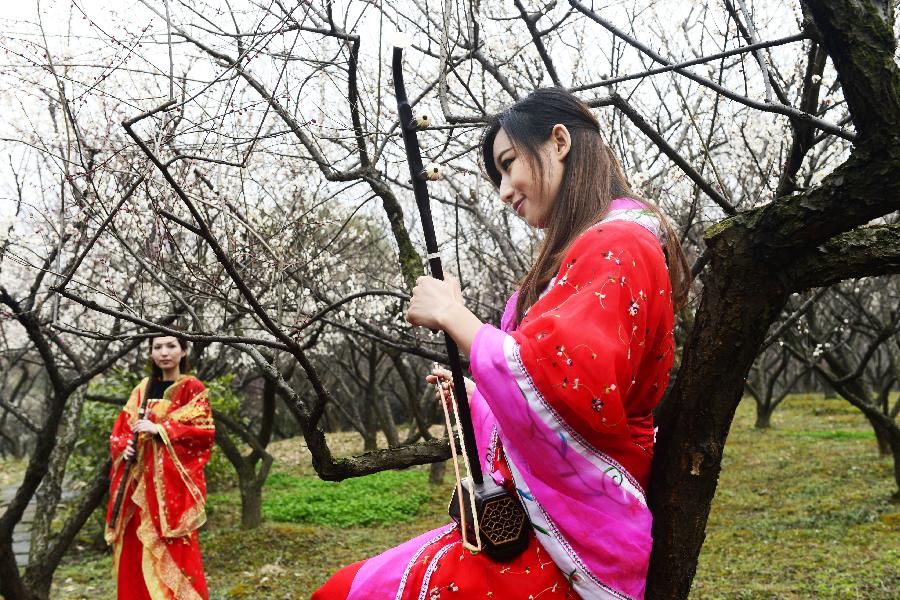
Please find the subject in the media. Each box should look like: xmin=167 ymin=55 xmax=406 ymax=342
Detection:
xmin=745 ymin=345 xmax=812 ymax=429
xmin=2 ymin=1 xmax=899 ymax=598
xmin=785 ymin=278 xmax=900 ymax=496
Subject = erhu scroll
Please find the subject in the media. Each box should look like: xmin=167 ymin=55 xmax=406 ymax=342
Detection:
xmin=391 ymin=38 xmax=529 ymax=562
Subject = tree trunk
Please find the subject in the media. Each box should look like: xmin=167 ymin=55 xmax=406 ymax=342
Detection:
xmin=886 ymin=428 xmax=900 ymax=502
xmin=213 ymin=409 xmax=274 ymax=531
xmin=29 ymin=390 xmax=85 ymax=563
xmin=0 ymin=388 xmax=71 ymax=600
xmin=361 ymin=401 xmax=378 ymax=452
xmin=22 ymin=460 xmax=111 ymax=600
xmin=239 ymin=474 xmax=264 ymax=530
xmin=866 ymin=413 xmax=893 ymax=457
xmin=646 ymin=245 xmax=788 ymax=598
xmin=239 ymin=445 xmax=273 ymax=531
xmin=429 ymin=460 xmax=447 ymax=485
xmin=375 ymin=391 xmax=400 ymax=448
xmin=389 ymin=351 xmax=434 ymax=443
xmin=754 ymin=403 xmax=773 ymax=429
xmin=800 ymin=367 xmax=815 ymax=394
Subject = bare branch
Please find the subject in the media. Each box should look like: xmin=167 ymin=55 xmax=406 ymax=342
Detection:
xmin=569 ymin=0 xmax=855 ymax=140
xmin=514 ymin=0 xmax=562 ymax=86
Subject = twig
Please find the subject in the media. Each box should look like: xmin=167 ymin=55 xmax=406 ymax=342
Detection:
xmin=571 ymin=33 xmax=805 ymax=92
xmin=514 ymin=0 xmax=561 ymax=86
xmin=53 ymin=287 xmax=290 ymax=351
xmin=734 ymin=0 xmax=774 ymax=103
xmin=569 ymin=0 xmax=854 ymax=140
xmin=57 ymin=175 xmax=145 ymax=289
xmin=761 ymin=288 xmax=828 ymax=350
xmin=609 ymin=94 xmax=736 ymax=215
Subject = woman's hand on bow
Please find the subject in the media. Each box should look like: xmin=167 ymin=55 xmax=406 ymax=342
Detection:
xmin=426 ymin=367 xmax=476 ymax=409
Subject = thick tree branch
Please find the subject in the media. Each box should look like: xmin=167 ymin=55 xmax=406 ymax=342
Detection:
xmin=802 ymin=0 xmax=900 ymax=139
xmin=316 ymin=437 xmax=451 ymax=481
xmin=707 ymin=139 xmax=900 ymax=260
xmin=783 ymin=224 xmax=900 ymax=291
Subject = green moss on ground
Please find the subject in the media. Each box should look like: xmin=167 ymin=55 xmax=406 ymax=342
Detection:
xmin=46 ymin=395 xmax=900 ymax=599
xmin=260 ymin=470 xmax=433 ymax=527
xmin=690 ymin=395 xmax=898 ymax=599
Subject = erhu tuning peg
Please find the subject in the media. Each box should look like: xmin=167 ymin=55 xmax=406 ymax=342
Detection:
xmin=418 ymin=163 xmax=442 ymax=181
xmin=409 ymin=114 xmax=430 ymax=130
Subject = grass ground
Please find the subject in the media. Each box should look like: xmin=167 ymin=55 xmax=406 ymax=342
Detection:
xmin=21 ymin=394 xmax=900 ymax=598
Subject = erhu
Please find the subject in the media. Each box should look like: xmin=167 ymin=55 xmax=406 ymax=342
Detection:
xmin=391 ymin=37 xmax=529 ymax=561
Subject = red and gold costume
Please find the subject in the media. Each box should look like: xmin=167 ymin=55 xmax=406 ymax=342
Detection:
xmin=106 ymin=375 xmax=215 ymax=600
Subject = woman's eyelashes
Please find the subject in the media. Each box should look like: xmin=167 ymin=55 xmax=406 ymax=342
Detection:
xmin=500 ymin=157 xmax=513 ymax=171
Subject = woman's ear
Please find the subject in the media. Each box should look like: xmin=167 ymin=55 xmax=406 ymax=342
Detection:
xmin=550 ymin=124 xmax=571 ymax=161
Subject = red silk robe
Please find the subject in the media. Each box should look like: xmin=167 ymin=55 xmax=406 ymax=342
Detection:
xmin=106 ymin=375 xmax=215 ymax=600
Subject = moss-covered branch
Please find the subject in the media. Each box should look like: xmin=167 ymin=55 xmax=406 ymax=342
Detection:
xmin=803 ymin=0 xmax=900 ymax=138
xmin=782 ymin=224 xmax=900 ymax=291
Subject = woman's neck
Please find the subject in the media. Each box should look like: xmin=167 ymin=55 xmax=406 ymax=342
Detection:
xmin=160 ymin=367 xmax=181 ymax=382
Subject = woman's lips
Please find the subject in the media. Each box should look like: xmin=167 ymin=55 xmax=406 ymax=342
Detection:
xmin=513 ymin=198 xmax=525 ymax=215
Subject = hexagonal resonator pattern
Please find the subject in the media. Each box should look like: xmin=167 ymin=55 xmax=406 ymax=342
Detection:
xmin=481 ymin=496 xmax=526 ymax=545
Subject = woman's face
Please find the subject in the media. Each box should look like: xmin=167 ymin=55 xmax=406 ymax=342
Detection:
xmin=492 ymin=125 xmax=570 ymax=228
xmin=151 ymin=336 xmax=185 ymax=373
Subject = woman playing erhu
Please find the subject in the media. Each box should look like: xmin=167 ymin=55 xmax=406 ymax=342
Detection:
xmin=314 ymin=87 xmax=690 ymax=600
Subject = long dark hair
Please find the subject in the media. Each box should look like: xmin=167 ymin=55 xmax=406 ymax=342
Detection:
xmin=481 ymin=87 xmax=691 ymax=322
xmin=147 ymin=333 xmax=189 ymax=387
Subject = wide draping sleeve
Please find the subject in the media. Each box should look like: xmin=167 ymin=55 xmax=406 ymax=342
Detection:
xmin=469 ymin=220 xmax=674 ymax=600
xmin=150 ymin=377 xmax=215 ymax=538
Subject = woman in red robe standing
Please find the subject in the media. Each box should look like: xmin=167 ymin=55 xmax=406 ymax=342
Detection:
xmin=106 ymin=334 xmax=215 ymax=600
